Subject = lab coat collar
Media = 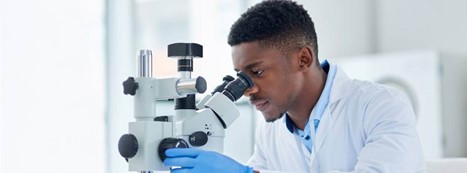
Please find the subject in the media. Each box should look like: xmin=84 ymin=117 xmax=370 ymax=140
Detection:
xmin=328 ymin=65 xmax=351 ymax=107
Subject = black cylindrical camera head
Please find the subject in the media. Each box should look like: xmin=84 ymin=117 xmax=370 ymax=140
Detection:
xmin=167 ymin=43 xmax=203 ymax=58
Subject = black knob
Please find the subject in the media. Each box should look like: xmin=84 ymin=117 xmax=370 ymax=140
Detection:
xmin=189 ymin=131 xmax=208 ymax=147
xmin=167 ymin=43 xmax=203 ymax=58
xmin=123 ymin=77 xmax=138 ymax=96
xmin=158 ymin=138 xmax=189 ymax=161
xmin=118 ymin=134 xmax=138 ymax=159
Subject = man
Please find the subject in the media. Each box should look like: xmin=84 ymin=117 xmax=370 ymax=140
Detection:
xmin=164 ymin=0 xmax=426 ymax=172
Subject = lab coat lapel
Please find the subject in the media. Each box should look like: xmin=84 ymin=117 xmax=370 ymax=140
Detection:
xmin=312 ymin=66 xmax=349 ymax=152
xmin=309 ymin=108 xmax=334 ymax=172
xmin=309 ymin=65 xmax=349 ymax=171
xmin=313 ymin=108 xmax=334 ymax=154
xmin=312 ymin=66 xmax=350 ymax=152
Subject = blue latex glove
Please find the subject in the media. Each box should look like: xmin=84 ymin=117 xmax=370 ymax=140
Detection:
xmin=164 ymin=148 xmax=254 ymax=173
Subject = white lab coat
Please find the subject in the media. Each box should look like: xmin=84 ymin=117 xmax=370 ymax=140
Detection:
xmin=247 ymin=66 xmax=426 ymax=173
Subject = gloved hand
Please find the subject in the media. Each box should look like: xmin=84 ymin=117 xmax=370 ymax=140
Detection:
xmin=164 ymin=148 xmax=254 ymax=173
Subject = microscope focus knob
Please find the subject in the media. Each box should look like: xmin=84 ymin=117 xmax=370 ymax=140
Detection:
xmin=123 ymin=77 xmax=138 ymax=96
xmin=118 ymin=134 xmax=138 ymax=159
xmin=189 ymin=131 xmax=208 ymax=147
xmin=158 ymin=138 xmax=189 ymax=161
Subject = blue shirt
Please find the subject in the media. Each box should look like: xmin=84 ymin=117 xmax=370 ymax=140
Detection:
xmin=283 ymin=60 xmax=337 ymax=152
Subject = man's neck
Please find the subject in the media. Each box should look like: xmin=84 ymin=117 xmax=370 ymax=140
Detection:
xmin=287 ymin=68 xmax=327 ymax=130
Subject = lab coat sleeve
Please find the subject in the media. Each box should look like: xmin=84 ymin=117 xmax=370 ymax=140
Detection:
xmin=327 ymin=88 xmax=424 ymax=173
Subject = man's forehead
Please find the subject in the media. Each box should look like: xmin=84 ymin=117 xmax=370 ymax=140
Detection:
xmin=231 ymin=41 xmax=279 ymax=71
xmin=232 ymin=42 xmax=261 ymax=58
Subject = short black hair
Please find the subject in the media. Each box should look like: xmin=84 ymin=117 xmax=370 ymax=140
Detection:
xmin=228 ymin=0 xmax=318 ymax=58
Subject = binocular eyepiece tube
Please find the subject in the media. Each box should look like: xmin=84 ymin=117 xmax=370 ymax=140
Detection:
xmin=220 ymin=72 xmax=254 ymax=102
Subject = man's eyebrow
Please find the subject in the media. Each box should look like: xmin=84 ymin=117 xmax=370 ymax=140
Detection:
xmin=234 ymin=61 xmax=263 ymax=72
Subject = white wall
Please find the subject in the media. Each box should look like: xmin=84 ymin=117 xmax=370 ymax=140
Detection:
xmin=376 ymin=0 xmax=467 ymax=55
xmin=375 ymin=0 xmax=467 ymax=157
xmin=106 ymin=0 xmax=136 ymax=172
xmin=0 ymin=0 xmax=106 ymax=172
xmin=303 ymin=0 xmax=376 ymax=58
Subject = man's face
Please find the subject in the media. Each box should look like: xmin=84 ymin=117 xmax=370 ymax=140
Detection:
xmin=232 ymin=42 xmax=302 ymax=122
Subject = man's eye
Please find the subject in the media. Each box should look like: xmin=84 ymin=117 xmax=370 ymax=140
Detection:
xmin=252 ymin=70 xmax=263 ymax=76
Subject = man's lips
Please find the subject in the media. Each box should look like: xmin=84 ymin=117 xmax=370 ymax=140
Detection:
xmin=250 ymin=99 xmax=269 ymax=111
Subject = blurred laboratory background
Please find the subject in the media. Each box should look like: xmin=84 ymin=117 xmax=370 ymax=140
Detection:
xmin=1 ymin=0 xmax=467 ymax=172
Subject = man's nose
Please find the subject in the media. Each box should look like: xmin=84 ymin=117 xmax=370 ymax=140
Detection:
xmin=243 ymin=84 xmax=259 ymax=97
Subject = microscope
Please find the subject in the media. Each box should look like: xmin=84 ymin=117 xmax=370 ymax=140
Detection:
xmin=118 ymin=43 xmax=253 ymax=172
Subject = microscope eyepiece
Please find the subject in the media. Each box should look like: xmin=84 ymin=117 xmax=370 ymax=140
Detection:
xmin=221 ymin=72 xmax=254 ymax=101
xmin=211 ymin=75 xmax=235 ymax=95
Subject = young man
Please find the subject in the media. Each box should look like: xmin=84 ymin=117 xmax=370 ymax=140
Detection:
xmin=164 ymin=0 xmax=426 ymax=172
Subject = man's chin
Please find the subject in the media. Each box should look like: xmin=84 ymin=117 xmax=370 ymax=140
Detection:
xmin=264 ymin=113 xmax=285 ymax=123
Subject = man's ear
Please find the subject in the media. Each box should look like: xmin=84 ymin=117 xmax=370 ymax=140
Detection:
xmin=298 ymin=46 xmax=313 ymax=70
